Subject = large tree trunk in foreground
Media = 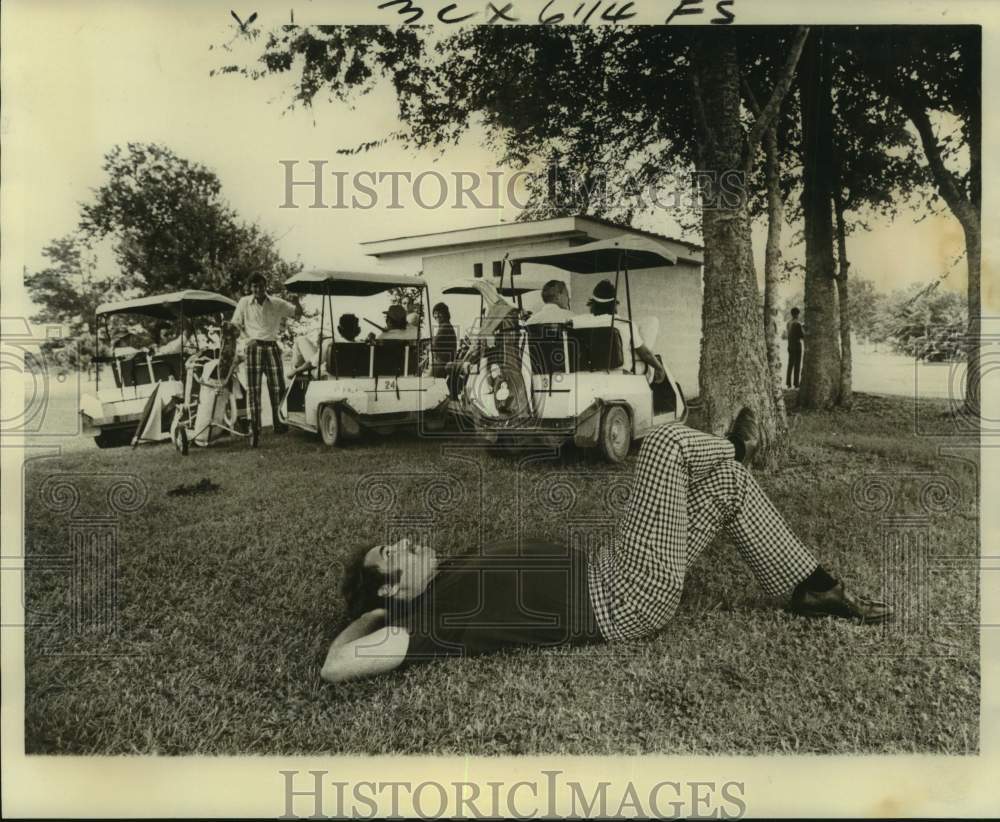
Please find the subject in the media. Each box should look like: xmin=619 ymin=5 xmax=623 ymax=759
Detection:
xmin=797 ymin=28 xmax=842 ymax=409
xmin=691 ymin=33 xmax=782 ymax=460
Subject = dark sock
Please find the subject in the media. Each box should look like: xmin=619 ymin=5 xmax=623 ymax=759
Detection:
xmin=726 ymin=434 xmax=746 ymax=463
xmin=794 ymin=566 xmax=838 ymax=595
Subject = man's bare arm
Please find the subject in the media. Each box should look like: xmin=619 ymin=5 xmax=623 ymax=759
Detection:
xmin=636 ymin=344 xmax=666 ymax=383
xmin=330 ymin=609 xmax=385 ymax=649
xmin=321 ymin=620 xmax=410 ymax=684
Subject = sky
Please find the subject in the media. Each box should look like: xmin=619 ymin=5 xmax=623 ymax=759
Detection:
xmin=1 ymin=1 xmax=971 ymax=329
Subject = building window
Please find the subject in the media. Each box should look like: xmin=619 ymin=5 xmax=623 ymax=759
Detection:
xmin=492 ymin=260 xmax=503 ymax=278
xmin=473 ymin=262 xmax=483 ymax=278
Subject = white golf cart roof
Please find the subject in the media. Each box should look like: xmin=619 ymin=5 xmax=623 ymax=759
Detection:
xmin=96 ymin=290 xmax=237 ymax=320
xmin=285 ymin=269 xmax=424 ymax=296
xmin=511 ymin=235 xmax=677 ymax=272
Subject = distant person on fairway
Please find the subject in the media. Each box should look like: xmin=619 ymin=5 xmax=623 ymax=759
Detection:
xmin=786 ymin=307 xmax=804 ymax=389
xmin=322 ymin=411 xmax=891 ymax=683
xmin=231 ymin=273 xmax=302 ymax=447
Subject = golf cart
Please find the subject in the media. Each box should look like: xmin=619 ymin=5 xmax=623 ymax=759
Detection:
xmin=81 ymin=290 xmax=237 ymax=448
xmin=459 ymin=235 xmax=687 ymax=462
xmin=279 ymin=270 xmax=449 ymax=445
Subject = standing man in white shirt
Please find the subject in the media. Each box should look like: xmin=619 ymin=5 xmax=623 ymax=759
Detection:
xmin=231 ymin=273 xmax=303 ymax=446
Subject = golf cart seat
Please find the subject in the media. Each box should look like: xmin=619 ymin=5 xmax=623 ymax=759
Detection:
xmin=372 ymin=340 xmax=409 ymax=378
xmin=94 ymin=355 xmax=125 ymax=388
xmin=124 ymin=352 xmax=151 ymax=386
xmin=567 ymin=326 xmax=624 ymax=372
xmin=527 ymin=323 xmax=568 ymax=375
xmin=327 ymin=342 xmax=371 ymax=378
xmin=151 ymin=352 xmax=184 ymax=381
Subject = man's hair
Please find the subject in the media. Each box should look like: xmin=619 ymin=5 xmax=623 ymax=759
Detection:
xmin=338 ymin=313 xmax=361 ymax=341
xmin=791 ymin=307 xmax=800 ymax=317
xmin=541 ymin=280 xmax=567 ymax=305
xmin=248 ymin=273 xmax=268 ymax=288
xmin=588 ymin=279 xmax=617 ymax=316
xmin=432 ymin=302 xmax=451 ymax=321
xmin=590 ymin=301 xmax=616 ymax=316
xmin=340 ymin=544 xmax=401 ymax=621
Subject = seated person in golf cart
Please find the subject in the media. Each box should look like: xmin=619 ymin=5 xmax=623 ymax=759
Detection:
xmin=338 ymin=313 xmax=362 ymax=342
xmin=577 ymin=279 xmax=665 ymax=383
xmin=291 ymin=313 xmax=365 ymax=376
xmin=525 ymin=279 xmax=574 ymax=326
xmin=154 ymin=318 xmax=198 ymax=357
xmin=378 ymin=305 xmax=418 ymax=341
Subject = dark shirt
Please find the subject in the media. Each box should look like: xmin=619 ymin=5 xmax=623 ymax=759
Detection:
xmin=432 ymin=322 xmax=458 ymax=363
xmin=390 ymin=539 xmax=602 ymax=666
xmin=786 ymin=320 xmax=804 ymax=350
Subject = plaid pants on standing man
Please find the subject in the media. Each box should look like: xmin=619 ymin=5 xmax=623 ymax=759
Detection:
xmin=246 ymin=340 xmax=286 ymax=434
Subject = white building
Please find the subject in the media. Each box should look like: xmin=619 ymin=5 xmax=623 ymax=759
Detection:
xmin=362 ymin=215 xmax=704 ymax=396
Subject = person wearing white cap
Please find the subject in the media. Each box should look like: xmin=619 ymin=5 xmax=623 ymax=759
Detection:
xmin=582 ymin=279 xmax=666 ymax=383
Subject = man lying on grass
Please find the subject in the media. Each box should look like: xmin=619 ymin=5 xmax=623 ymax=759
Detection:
xmin=322 ymin=410 xmax=891 ymax=683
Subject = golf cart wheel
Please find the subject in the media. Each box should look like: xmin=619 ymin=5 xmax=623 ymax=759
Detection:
xmin=174 ymin=426 xmax=189 ymax=456
xmin=599 ymin=406 xmax=631 ymax=463
xmin=319 ymin=405 xmax=341 ymax=447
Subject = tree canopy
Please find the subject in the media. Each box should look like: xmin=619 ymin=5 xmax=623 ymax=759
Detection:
xmin=27 ymin=143 xmax=301 ymax=359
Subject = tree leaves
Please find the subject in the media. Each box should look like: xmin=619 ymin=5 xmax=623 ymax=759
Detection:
xmin=27 ymin=143 xmax=301 ymax=364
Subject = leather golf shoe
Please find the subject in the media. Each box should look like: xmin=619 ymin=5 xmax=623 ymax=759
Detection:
xmin=788 ymin=581 xmax=892 ymax=624
xmin=726 ymin=407 xmax=759 ymax=465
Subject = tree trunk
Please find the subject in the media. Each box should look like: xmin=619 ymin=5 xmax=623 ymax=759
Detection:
xmin=797 ymin=28 xmax=841 ymax=409
xmin=691 ymin=33 xmax=783 ymax=461
xmin=834 ymin=229 xmax=853 ymax=408
xmin=867 ymin=36 xmax=982 ymax=420
xmin=962 ymin=216 xmax=981 ymax=419
xmin=832 ymin=147 xmax=853 ymax=408
xmin=762 ymin=120 xmax=789 ymax=428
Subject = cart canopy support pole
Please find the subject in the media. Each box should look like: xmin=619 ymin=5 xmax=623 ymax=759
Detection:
xmin=610 ymin=264 xmax=621 ymax=372
xmin=623 ymin=258 xmax=636 ymax=374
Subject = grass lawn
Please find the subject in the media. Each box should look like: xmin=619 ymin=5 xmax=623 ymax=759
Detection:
xmin=23 ymin=392 xmax=980 ymax=755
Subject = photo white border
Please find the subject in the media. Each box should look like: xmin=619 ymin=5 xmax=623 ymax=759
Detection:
xmin=2 ymin=0 xmax=997 ymax=816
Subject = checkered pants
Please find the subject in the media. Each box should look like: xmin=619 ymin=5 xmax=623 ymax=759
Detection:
xmin=588 ymin=423 xmax=819 ymax=642
xmin=246 ymin=340 xmax=285 ymax=432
